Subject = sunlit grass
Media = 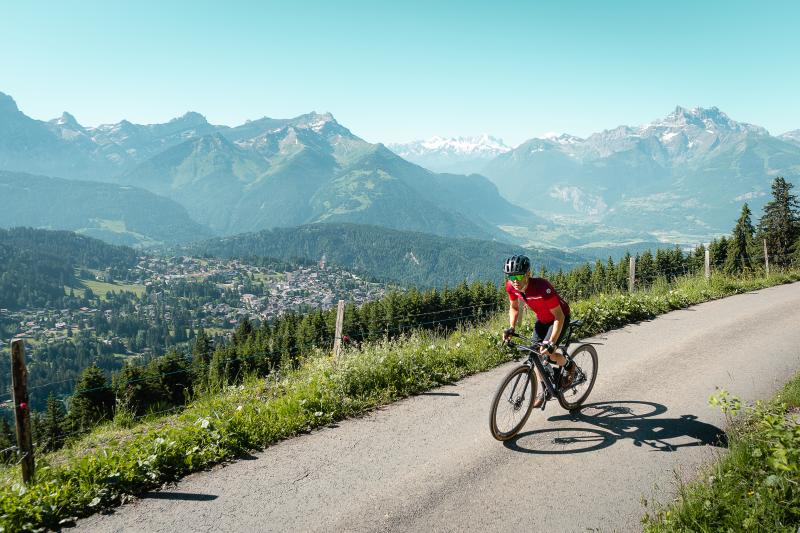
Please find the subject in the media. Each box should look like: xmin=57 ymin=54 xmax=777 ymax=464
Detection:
xmin=643 ymin=372 xmax=800 ymax=532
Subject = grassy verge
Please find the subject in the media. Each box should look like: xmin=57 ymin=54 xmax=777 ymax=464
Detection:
xmin=1 ymin=271 xmax=799 ymax=531
xmin=643 ymin=373 xmax=800 ymax=532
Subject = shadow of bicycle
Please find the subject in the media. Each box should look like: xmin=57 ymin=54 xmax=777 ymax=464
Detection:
xmin=504 ymin=400 xmax=727 ymax=455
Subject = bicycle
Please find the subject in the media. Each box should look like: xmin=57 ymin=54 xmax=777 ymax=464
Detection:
xmin=489 ymin=319 xmax=598 ymax=441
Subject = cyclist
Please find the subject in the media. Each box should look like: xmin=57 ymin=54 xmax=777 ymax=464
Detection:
xmin=501 ymin=255 xmax=575 ymax=403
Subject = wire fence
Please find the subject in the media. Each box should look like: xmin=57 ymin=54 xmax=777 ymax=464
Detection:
xmin=3 ymin=252 xmax=797 ymax=407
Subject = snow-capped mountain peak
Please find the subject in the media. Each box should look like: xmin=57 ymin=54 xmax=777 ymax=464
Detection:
xmin=779 ymin=129 xmax=800 ymax=146
xmin=390 ymin=134 xmax=511 ymax=157
xmin=646 ymin=105 xmax=767 ymax=136
xmin=538 ymin=132 xmax=583 ymax=145
xmin=54 ymin=111 xmax=81 ymax=127
xmin=387 ymin=135 xmax=511 ymax=174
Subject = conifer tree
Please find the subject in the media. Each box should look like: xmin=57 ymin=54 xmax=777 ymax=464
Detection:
xmin=708 ymin=237 xmax=729 ymax=269
xmin=232 ymin=318 xmax=253 ymax=346
xmin=616 ymin=253 xmax=631 ymax=290
xmin=0 ymin=417 xmax=14 ymax=463
xmin=654 ymin=249 xmax=672 ymax=280
xmin=40 ymin=392 xmax=67 ymax=452
xmin=113 ymin=362 xmax=161 ymax=416
xmin=725 ymin=203 xmax=755 ymax=272
xmin=637 ymin=251 xmax=655 ymax=286
xmin=758 ymin=176 xmax=800 ymax=267
xmin=191 ymin=328 xmax=213 ymax=386
xmin=688 ymin=244 xmax=706 ymax=274
xmin=67 ymin=363 xmax=115 ymax=432
xmin=604 ymin=257 xmax=617 ymax=292
xmin=589 ymin=260 xmax=605 ymax=294
xmin=154 ymin=349 xmax=191 ymax=405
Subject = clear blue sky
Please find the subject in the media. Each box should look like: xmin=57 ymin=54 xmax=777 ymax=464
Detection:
xmin=1 ymin=0 xmax=797 ymax=146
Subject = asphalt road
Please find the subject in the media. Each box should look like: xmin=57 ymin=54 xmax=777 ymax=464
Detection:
xmin=78 ymin=282 xmax=800 ymax=532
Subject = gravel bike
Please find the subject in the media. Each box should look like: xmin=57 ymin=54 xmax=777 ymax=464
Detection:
xmin=489 ymin=320 xmax=598 ymax=441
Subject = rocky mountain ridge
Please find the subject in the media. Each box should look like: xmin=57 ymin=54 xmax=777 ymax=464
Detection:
xmin=0 ymin=92 xmax=533 ymax=242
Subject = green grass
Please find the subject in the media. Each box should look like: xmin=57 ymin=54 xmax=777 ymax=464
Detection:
xmin=643 ymin=374 xmax=800 ymax=532
xmin=1 ymin=271 xmax=799 ymax=531
xmin=65 ymin=279 xmax=145 ymax=300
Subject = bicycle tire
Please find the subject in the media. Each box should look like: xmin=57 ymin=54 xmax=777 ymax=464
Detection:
xmin=489 ymin=365 xmax=537 ymax=441
xmin=557 ymin=344 xmax=598 ymax=412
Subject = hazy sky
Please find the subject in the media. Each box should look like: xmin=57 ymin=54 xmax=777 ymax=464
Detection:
xmin=2 ymin=0 xmax=797 ymax=146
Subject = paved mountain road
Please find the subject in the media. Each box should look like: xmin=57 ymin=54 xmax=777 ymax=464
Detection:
xmin=79 ymin=282 xmax=800 ymax=532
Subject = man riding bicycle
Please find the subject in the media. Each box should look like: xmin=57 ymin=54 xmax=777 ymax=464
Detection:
xmin=502 ymin=255 xmax=575 ymax=405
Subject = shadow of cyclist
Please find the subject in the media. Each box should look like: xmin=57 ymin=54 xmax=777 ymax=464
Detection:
xmin=504 ymin=400 xmax=727 ymax=455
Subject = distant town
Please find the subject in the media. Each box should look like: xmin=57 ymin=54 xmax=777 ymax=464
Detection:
xmin=0 ymin=255 xmax=386 ymax=352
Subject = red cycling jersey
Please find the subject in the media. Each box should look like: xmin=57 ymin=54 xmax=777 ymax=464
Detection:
xmin=505 ymin=278 xmax=570 ymax=323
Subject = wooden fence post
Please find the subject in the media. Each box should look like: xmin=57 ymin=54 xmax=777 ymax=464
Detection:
xmin=628 ymin=256 xmax=636 ymax=293
xmin=11 ymin=340 xmax=34 ymax=483
xmin=763 ymin=239 xmax=770 ymax=277
xmin=333 ymin=300 xmax=345 ymax=358
xmin=704 ymin=248 xmax=711 ymax=281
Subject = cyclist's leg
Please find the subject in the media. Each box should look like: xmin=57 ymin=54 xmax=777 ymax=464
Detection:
xmin=532 ymin=320 xmax=550 ymax=405
xmin=542 ymin=317 xmax=571 ymax=367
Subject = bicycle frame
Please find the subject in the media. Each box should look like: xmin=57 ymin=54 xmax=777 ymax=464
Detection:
xmin=517 ymin=343 xmax=561 ymax=400
xmin=505 ymin=331 xmax=582 ymax=409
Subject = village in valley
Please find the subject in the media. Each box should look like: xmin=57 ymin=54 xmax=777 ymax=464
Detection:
xmin=0 ymin=254 xmax=386 ymax=354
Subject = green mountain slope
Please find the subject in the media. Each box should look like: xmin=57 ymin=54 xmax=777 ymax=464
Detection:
xmin=182 ymin=223 xmax=584 ymax=287
xmin=121 ymin=129 xmax=528 ymax=240
xmin=0 ymin=227 xmax=138 ymax=309
xmin=0 ymin=171 xmax=214 ymax=246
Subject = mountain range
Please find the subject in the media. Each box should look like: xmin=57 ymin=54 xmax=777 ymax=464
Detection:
xmin=480 ymin=107 xmax=800 ymax=244
xmin=1 ymin=89 xmax=798 ymax=250
xmin=0 ymin=92 xmax=533 ymax=243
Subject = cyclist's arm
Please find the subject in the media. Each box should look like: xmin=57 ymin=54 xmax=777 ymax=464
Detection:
xmin=508 ymin=298 xmax=520 ymax=329
xmin=547 ymin=304 xmax=566 ymax=346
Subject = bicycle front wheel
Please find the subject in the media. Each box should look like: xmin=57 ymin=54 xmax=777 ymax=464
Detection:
xmin=489 ymin=365 xmax=536 ymax=441
xmin=557 ymin=344 xmax=598 ymax=411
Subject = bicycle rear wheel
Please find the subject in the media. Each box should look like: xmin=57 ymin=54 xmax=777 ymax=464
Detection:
xmin=489 ymin=365 xmax=537 ymax=441
xmin=557 ymin=344 xmax=598 ymax=412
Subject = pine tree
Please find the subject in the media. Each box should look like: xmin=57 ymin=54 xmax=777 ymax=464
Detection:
xmin=726 ymin=203 xmax=755 ymax=272
xmin=589 ymin=260 xmax=605 ymax=295
xmin=689 ymin=244 xmax=706 ymax=275
xmin=758 ymin=176 xmax=800 ymax=267
xmin=709 ymin=237 xmax=729 ymax=270
xmin=67 ymin=363 xmax=115 ymax=433
xmin=655 ymin=249 xmax=672 ymax=280
xmin=0 ymin=417 xmax=14 ymax=463
xmin=616 ymin=253 xmax=631 ymax=290
xmin=637 ymin=251 xmax=655 ymax=286
xmin=40 ymin=393 xmax=67 ymax=452
xmin=191 ymin=328 xmax=213 ymax=386
xmin=232 ymin=318 xmax=253 ymax=346
xmin=113 ymin=363 xmax=158 ymax=416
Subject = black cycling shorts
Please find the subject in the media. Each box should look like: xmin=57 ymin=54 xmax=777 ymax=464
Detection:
xmin=533 ymin=316 xmax=570 ymax=346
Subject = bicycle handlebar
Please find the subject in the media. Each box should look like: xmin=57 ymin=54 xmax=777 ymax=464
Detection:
xmin=503 ymin=331 xmax=548 ymax=352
